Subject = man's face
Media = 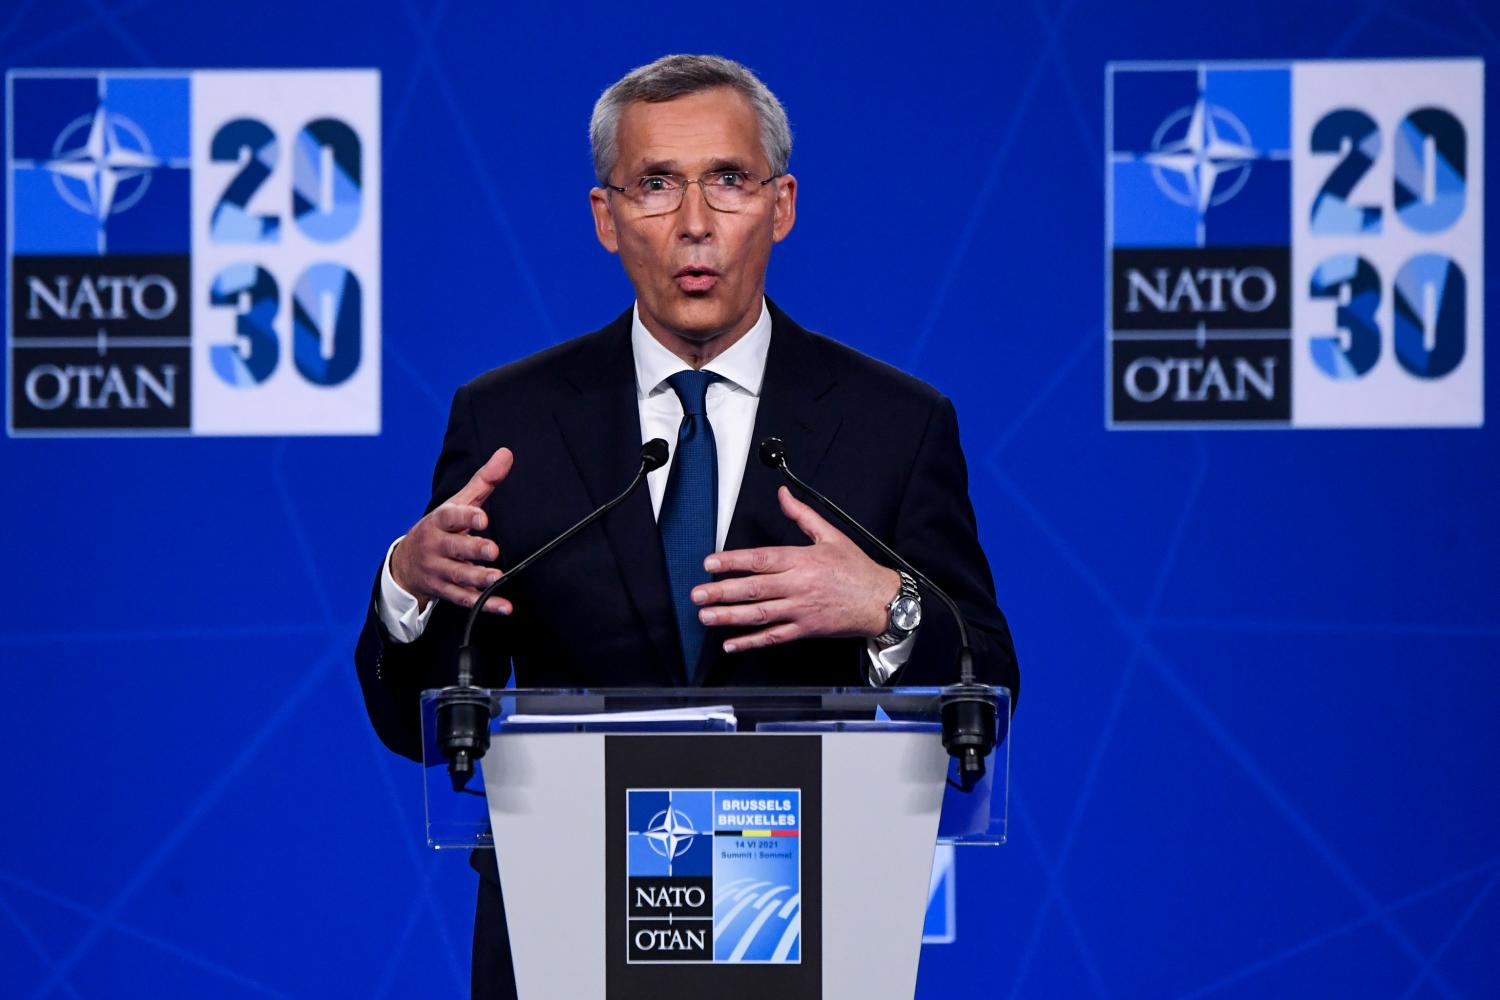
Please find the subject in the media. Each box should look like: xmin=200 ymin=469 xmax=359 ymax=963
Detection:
xmin=590 ymin=87 xmax=796 ymax=354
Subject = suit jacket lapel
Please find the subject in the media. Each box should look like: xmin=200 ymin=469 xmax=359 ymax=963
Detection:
xmin=698 ymin=302 xmax=842 ymax=685
xmin=724 ymin=300 xmax=842 ymax=555
xmin=552 ymin=310 xmax=685 ymax=683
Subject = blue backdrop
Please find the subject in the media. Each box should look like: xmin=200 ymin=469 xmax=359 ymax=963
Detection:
xmin=2 ymin=1 xmax=1497 ymax=997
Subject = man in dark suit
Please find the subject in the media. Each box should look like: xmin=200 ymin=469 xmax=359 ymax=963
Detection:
xmin=355 ymin=54 xmax=1017 ymax=999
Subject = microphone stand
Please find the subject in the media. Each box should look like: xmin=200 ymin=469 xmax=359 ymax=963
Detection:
xmin=436 ymin=439 xmax=669 ymax=791
xmin=758 ymin=437 xmax=998 ymax=786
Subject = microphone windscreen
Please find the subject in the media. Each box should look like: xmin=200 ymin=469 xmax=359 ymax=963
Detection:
xmin=641 ymin=438 xmax=670 ymax=471
xmin=758 ymin=437 xmax=787 ymax=468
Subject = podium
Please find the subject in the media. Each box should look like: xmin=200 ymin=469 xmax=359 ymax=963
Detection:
xmin=421 ymin=686 xmax=1010 ymax=1000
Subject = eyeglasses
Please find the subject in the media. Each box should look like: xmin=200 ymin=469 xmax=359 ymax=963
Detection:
xmin=602 ymin=170 xmax=779 ymax=216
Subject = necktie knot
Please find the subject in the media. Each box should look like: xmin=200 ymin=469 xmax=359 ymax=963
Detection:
xmin=666 ymin=369 xmax=718 ymax=417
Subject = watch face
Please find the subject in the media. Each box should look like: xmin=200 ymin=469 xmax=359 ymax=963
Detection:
xmin=891 ymin=596 xmax=922 ymax=632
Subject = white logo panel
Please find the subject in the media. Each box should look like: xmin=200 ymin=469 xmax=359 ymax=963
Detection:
xmin=190 ymin=70 xmax=381 ymax=435
xmin=1290 ymin=59 xmax=1483 ymax=428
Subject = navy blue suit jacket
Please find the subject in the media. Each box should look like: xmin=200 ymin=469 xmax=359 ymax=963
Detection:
xmin=355 ymin=301 xmax=1017 ymax=765
xmin=351 ymin=301 xmax=1018 ymax=996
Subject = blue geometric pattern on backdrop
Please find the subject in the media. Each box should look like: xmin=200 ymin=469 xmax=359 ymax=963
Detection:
xmin=922 ymin=845 xmax=956 ymax=944
xmin=0 ymin=1 xmax=1496 ymax=998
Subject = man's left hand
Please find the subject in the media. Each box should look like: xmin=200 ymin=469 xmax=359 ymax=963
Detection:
xmin=693 ymin=486 xmax=900 ymax=653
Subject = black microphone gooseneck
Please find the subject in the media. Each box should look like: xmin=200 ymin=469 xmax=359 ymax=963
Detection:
xmin=757 ymin=437 xmax=998 ymax=783
xmin=437 ymin=438 xmax=670 ymax=791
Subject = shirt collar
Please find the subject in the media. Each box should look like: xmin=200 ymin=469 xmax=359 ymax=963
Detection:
xmin=632 ymin=297 xmax=771 ymax=399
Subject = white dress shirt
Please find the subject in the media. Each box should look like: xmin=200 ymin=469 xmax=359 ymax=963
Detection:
xmin=377 ymin=298 xmax=915 ymax=681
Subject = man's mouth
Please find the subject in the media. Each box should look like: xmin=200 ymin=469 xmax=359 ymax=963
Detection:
xmin=673 ymin=266 xmax=721 ymax=293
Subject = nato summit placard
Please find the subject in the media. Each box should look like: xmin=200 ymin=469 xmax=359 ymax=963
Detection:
xmin=7 ymin=69 xmax=380 ymax=436
xmin=625 ymin=788 xmax=803 ymax=964
xmin=1107 ymin=59 xmax=1482 ymax=428
xmin=605 ymin=734 xmax=822 ymax=998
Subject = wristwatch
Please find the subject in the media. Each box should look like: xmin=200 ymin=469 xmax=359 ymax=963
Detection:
xmin=875 ymin=570 xmax=922 ymax=646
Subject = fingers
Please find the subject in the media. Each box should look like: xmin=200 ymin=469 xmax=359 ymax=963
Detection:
xmin=777 ymin=486 xmax=833 ymax=543
xmin=432 ymin=502 xmax=490 ymax=533
xmin=448 ymin=561 xmax=503 ymax=591
xmin=451 ymin=447 xmax=514 ymax=506
xmin=433 ymin=580 xmax=513 ymax=616
xmin=396 ymin=509 xmax=506 ymax=609
xmin=692 ymin=574 xmax=783 ymax=607
xmin=435 ymin=561 xmax=508 ymax=612
xmin=704 ymin=546 xmax=797 ymax=575
xmin=722 ymin=621 xmax=804 ymax=654
xmin=393 ymin=450 xmax=515 ymax=611
xmin=698 ymin=598 xmax=797 ymax=629
xmin=428 ymin=561 xmax=512 ymax=615
xmin=441 ymin=532 xmax=498 ymax=564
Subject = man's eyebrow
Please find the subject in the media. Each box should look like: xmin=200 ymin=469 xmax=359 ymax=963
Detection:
xmin=630 ymin=158 xmax=757 ymax=175
xmin=634 ymin=160 xmax=682 ymax=176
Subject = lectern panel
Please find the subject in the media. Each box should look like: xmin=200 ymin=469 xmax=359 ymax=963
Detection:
xmin=603 ymin=735 xmax=822 ymax=999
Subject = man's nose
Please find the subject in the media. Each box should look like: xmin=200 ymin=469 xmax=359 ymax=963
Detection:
xmin=675 ymin=181 xmax=714 ymax=241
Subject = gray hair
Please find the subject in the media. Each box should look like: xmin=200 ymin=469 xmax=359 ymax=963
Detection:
xmin=589 ymin=54 xmax=792 ymax=184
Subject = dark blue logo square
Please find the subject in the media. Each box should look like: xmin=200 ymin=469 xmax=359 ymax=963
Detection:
xmin=9 ymin=73 xmax=191 ymax=256
xmin=627 ymin=790 xmax=712 ymax=878
xmin=1111 ymin=65 xmax=1291 ymax=248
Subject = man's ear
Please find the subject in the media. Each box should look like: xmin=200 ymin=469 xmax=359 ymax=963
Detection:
xmin=590 ymin=187 xmax=619 ymax=253
xmin=771 ymin=173 xmax=797 ymax=243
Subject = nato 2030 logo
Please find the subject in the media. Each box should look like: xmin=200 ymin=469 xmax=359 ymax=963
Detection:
xmin=1108 ymin=60 xmax=1483 ymax=428
xmin=7 ymin=69 xmax=380 ymax=436
xmin=625 ymin=788 xmax=802 ymax=964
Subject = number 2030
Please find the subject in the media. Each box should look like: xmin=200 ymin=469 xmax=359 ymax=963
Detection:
xmin=206 ymin=116 xmax=364 ymax=388
xmin=1307 ymin=106 xmax=1468 ymax=381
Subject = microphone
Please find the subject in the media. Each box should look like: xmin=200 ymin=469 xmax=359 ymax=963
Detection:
xmin=437 ymin=438 xmax=670 ymax=790
xmin=757 ymin=437 xmax=999 ymax=783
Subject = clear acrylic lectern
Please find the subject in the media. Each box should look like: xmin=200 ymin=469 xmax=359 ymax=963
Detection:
xmin=419 ymin=685 xmax=1010 ymax=1000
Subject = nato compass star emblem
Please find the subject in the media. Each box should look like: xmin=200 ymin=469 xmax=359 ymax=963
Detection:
xmin=1145 ymin=98 xmax=1259 ymax=213
xmin=44 ymin=105 xmax=161 ymax=220
xmin=644 ymin=807 xmax=698 ymax=860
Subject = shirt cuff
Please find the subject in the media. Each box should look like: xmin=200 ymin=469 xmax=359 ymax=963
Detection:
xmin=864 ymin=629 xmax=917 ymax=685
xmin=377 ymin=536 xmax=437 ymax=643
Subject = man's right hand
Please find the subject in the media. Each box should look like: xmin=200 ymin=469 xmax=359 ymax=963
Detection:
xmin=390 ymin=446 xmax=514 ymax=614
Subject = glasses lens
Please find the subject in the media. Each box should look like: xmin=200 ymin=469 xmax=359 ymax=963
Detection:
xmin=631 ymin=175 xmax=682 ymax=214
xmin=700 ymin=171 xmax=756 ymax=211
xmin=621 ymin=172 xmax=767 ymax=215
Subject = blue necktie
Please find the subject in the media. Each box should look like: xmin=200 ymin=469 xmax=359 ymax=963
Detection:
xmin=658 ymin=370 xmax=720 ymax=677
